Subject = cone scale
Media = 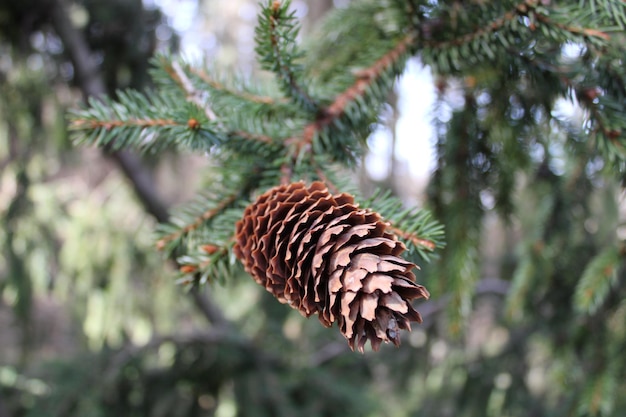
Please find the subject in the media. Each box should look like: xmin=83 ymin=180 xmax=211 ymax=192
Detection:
xmin=234 ymin=181 xmax=429 ymax=352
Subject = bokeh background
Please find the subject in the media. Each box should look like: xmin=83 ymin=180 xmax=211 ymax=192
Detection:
xmin=2 ymin=1 xmax=625 ymax=416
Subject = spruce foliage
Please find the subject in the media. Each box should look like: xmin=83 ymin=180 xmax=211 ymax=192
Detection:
xmin=65 ymin=0 xmax=626 ymax=415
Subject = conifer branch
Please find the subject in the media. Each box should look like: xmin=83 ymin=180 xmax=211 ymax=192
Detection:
xmin=163 ymin=60 xmax=218 ymax=121
xmin=581 ymin=95 xmax=624 ymax=142
xmin=189 ymin=67 xmax=285 ymax=105
xmin=230 ymin=130 xmax=274 ymax=144
xmin=156 ymin=193 xmax=238 ymax=250
xmin=177 ymin=245 xmax=229 ymax=275
xmin=302 ymin=33 xmax=415 ymax=145
xmin=71 ymin=118 xmax=183 ymax=130
xmin=161 ymin=60 xmax=280 ymax=146
xmin=387 ymin=225 xmax=437 ymax=251
xmin=423 ymin=1 xmax=609 ymax=51
xmin=424 ymin=2 xmax=529 ymax=49
xmin=513 ymin=50 xmax=623 ymax=144
xmin=534 ymin=13 xmax=611 ymax=41
xmin=280 ymin=162 xmax=293 ymax=185
xmin=267 ymin=2 xmax=316 ymax=109
xmin=315 ymin=167 xmax=340 ymax=194
xmin=256 ymin=0 xmax=318 ymax=112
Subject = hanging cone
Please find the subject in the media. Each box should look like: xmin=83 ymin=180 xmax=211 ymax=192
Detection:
xmin=233 ymin=181 xmax=429 ymax=352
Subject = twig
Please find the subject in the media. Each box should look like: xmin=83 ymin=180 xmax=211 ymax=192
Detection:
xmin=71 ymin=118 xmax=180 ymax=130
xmin=424 ymin=3 xmax=525 ymax=49
xmin=279 ymin=33 xmax=414 ymax=178
xmin=165 ymin=60 xmax=218 ymax=121
xmin=424 ymin=0 xmax=609 ymax=50
xmin=230 ymin=130 xmax=275 ymax=144
xmin=315 ymin=167 xmax=340 ymax=194
xmin=387 ymin=225 xmax=437 ymax=251
xmin=280 ymin=162 xmax=293 ymax=185
xmin=190 ymin=67 xmax=286 ymax=105
xmin=535 ymin=13 xmax=610 ymax=41
xmin=156 ymin=193 xmax=238 ymax=249
xmin=164 ymin=60 xmax=280 ymax=146
xmin=302 ymin=33 xmax=415 ymax=144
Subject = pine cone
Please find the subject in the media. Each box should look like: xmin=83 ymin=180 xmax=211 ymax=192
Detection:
xmin=234 ymin=181 xmax=429 ymax=352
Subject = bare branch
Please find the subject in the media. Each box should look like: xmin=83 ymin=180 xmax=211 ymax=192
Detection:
xmin=166 ymin=60 xmax=219 ymax=121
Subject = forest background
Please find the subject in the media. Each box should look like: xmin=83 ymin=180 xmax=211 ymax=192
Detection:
xmin=1 ymin=0 xmax=626 ymax=416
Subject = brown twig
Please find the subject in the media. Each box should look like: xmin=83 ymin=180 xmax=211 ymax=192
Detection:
xmin=190 ymin=67 xmax=286 ymax=105
xmin=156 ymin=193 xmax=238 ymax=249
xmin=387 ymin=225 xmax=437 ymax=251
xmin=164 ymin=60 xmax=281 ymax=146
xmin=230 ymin=130 xmax=275 ymax=144
xmin=280 ymin=162 xmax=293 ymax=185
xmin=315 ymin=167 xmax=340 ymax=195
xmin=535 ymin=13 xmax=610 ymax=41
xmin=163 ymin=60 xmax=218 ymax=121
xmin=424 ymin=0 xmax=609 ymax=50
xmin=277 ymin=33 xmax=415 ymax=180
xmin=71 ymin=118 xmax=181 ymax=130
xmin=424 ymin=3 xmax=527 ymax=49
xmin=301 ymin=33 xmax=416 ymax=145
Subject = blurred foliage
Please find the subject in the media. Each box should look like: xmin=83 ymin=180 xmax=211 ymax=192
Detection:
xmin=2 ymin=1 xmax=626 ymax=417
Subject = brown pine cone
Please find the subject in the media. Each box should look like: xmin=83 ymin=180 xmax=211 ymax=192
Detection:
xmin=233 ymin=181 xmax=429 ymax=352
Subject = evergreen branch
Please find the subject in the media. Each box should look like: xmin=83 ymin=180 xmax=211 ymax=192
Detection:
xmin=511 ymin=50 xmax=625 ymax=151
xmin=158 ymin=59 xmax=283 ymax=147
xmin=69 ymin=91 xmax=222 ymax=153
xmin=534 ymin=12 xmax=611 ymax=41
xmin=425 ymin=1 xmax=610 ymax=49
xmin=581 ymin=0 xmax=626 ymax=28
xmin=177 ymin=244 xmax=238 ymax=286
xmin=161 ymin=59 xmax=218 ymax=121
xmin=580 ymin=0 xmax=626 ymax=29
xmin=255 ymin=0 xmax=318 ymax=112
xmin=423 ymin=1 xmax=530 ymax=49
xmin=387 ymin=225 xmax=437 ymax=251
xmin=302 ymin=33 xmax=415 ymax=145
xmin=189 ymin=67 xmax=285 ymax=105
xmin=230 ymin=130 xmax=275 ymax=144
xmin=177 ymin=245 xmax=228 ymax=275
xmin=315 ymin=167 xmax=340 ymax=194
xmin=71 ymin=118 xmax=185 ymax=129
xmin=574 ymin=245 xmax=622 ymax=315
xmin=156 ymin=193 xmax=238 ymax=250
xmin=421 ymin=1 xmax=610 ymax=72
xmin=362 ymin=188 xmax=445 ymax=263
